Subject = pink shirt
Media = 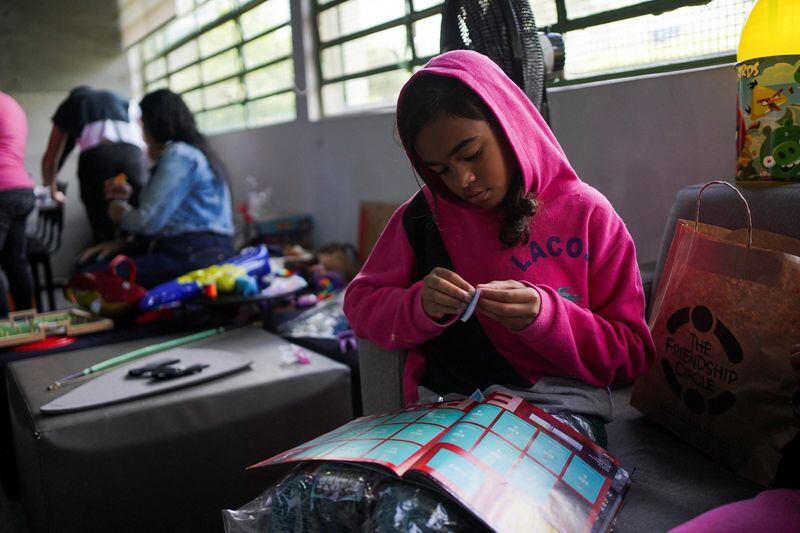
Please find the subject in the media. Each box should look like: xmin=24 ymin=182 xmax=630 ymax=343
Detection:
xmin=344 ymin=51 xmax=655 ymax=404
xmin=0 ymin=91 xmax=34 ymax=191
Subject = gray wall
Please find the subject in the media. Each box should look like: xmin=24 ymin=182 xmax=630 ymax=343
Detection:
xmin=211 ymin=64 xmax=737 ymax=265
xmin=0 ymin=0 xmax=131 ymax=280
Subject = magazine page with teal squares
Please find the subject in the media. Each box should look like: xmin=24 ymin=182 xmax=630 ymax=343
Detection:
xmin=410 ymin=396 xmax=618 ymax=532
xmin=251 ymin=400 xmax=476 ymax=473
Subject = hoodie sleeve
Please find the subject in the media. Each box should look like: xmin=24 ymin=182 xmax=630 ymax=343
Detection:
xmin=517 ymin=226 xmax=656 ymax=387
xmin=343 ymin=205 xmax=454 ymax=350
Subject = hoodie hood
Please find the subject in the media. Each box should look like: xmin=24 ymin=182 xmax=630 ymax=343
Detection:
xmin=397 ymin=50 xmax=579 ymax=201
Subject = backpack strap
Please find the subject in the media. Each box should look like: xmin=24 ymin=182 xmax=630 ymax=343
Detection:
xmin=402 ymin=190 xmax=453 ymax=279
xmin=401 ymin=190 xmax=532 ymax=395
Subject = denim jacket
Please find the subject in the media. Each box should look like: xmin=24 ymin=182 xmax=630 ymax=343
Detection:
xmin=121 ymin=141 xmax=233 ymax=237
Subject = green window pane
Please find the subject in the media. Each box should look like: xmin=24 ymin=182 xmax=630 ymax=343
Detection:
xmin=564 ymin=0 xmax=752 ymax=80
xmin=529 ymin=0 xmax=557 ymax=27
xmin=165 ymin=12 xmax=198 ymax=48
xmin=195 ymin=0 xmax=236 ymax=28
xmin=144 ymin=58 xmax=167 ymax=83
xmin=145 ymin=78 xmax=169 ymax=93
xmin=195 ymin=111 xmax=207 ymax=131
xmin=318 ymin=0 xmax=406 ymax=43
xmin=203 ymin=78 xmax=244 ymax=108
xmin=176 ymin=0 xmax=195 ymax=15
xmin=202 ymin=103 xmax=246 ymax=134
xmin=240 ymin=0 xmax=291 ymax=40
xmin=168 ymin=40 xmax=200 ymax=72
xmin=241 ymin=25 xmax=292 ymax=69
xmin=183 ymin=89 xmax=204 ymax=112
xmin=142 ymin=30 xmax=165 ymax=61
xmin=413 ymin=14 xmax=440 ymax=58
xmin=246 ymin=92 xmax=296 ymax=127
xmin=170 ymin=65 xmax=202 ymax=93
xmin=199 ymin=20 xmax=240 ymax=57
xmin=322 ymin=68 xmax=410 ymax=115
xmin=566 ymin=0 xmax=683 ymax=19
xmin=321 ymin=25 xmax=410 ymax=80
xmin=412 ymin=0 xmax=443 ymax=10
xmin=200 ymin=48 xmax=241 ymax=84
xmin=244 ymin=59 xmax=294 ymax=98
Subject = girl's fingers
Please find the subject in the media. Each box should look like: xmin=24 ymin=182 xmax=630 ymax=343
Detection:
xmin=477 ymin=307 xmax=502 ymax=322
xmin=478 ymin=286 xmax=536 ymax=304
xmin=425 ymin=273 xmax=472 ymax=302
xmin=431 ymin=289 xmax=466 ymax=309
xmin=477 ymin=298 xmax=533 ymax=318
xmin=430 ymin=268 xmax=475 ymax=299
xmin=424 ymin=292 xmax=465 ymax=315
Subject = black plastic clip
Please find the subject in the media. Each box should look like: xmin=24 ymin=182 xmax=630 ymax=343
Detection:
xmin=127 ymin=358 xmax=181 ymax=378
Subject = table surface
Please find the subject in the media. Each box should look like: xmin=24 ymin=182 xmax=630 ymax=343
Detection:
xmin=9 ymin=325 xmax=350 ymax=432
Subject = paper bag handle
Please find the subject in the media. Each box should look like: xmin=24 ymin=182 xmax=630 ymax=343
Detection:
xmin=695 ymin=181 xmax=753 ymax=248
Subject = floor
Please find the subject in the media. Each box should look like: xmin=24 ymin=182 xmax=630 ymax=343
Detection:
xmin=0 ymin=480 xmax=28 ymax=532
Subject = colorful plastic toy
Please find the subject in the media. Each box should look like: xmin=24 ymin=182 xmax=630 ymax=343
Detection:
xmin=0 ymin=309 xmax=113 ymax=349
xmin=139 ymin=245 xmax=271 ymax=311
xmin=64 ymin=255 xmax=147 ymax=318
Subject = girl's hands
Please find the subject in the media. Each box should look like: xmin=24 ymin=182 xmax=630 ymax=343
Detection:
xmin=476 ymin=280 xmax=541 ymax=331
xmin=78 ymin=238 xmax=128 ymax=263
xmin=104 ymin=179 xmax=133 ymax=201
xmin=107 ymin=200 xmax=132 ymax=222
xmin=422 ymin=267 xmax=474 ymax=321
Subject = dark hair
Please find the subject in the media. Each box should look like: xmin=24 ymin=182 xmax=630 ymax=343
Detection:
xmin=69 ymin=85 xmax=91 ymax=97
xmin=139 ymin=89 xmax=227 ymax=181
xmin=397 ymin=75 xmax=536 ymax=249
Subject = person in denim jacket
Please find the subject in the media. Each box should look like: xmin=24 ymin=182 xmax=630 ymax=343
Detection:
xmin=79 ymin=89 xmax=234 ymax=288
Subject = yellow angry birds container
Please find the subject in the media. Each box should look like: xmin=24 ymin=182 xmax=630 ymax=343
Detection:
xmin=736 ymin=0 xmax=800 ymax=184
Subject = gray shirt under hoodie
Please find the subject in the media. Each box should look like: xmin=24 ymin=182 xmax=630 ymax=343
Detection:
xmin=418 ymin=376 xmax=614 ymax=422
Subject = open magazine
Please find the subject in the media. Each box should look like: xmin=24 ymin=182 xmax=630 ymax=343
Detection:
xmin=252 ymin=391 xmax=631 ymax=532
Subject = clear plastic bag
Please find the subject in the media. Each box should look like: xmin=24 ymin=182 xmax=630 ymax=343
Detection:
xmin=276 ymin=292 xmax=349 ymax=340
xmin=221 ymin=462 xmax=486 ymax=533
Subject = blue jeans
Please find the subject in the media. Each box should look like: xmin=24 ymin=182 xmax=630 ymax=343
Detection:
xmin=0 ymin=188 xmax=35 ymax=317
xmin=79 ymin=232 xmax=234 ymax=289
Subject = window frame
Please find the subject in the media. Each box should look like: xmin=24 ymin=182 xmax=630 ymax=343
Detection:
xmin=310 ymin=0 xmax=744 ymax=105
xmin=546 ymin=0 xmax=738 ymax=86
xmin=134 ymin=0 xmax=297 ymax=132
xmin=311 ymin=0 xmax=444 ymax=116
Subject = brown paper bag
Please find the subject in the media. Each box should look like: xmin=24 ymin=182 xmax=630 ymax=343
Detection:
xmin=631 ymin=182 xmax=800 ymax=486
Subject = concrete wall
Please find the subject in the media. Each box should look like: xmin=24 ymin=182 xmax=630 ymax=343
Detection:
xmin=210 ymin=63 xmax=737 ymax=265
xmin=548 ymin=66 xmax=736 ymax=263
xmin=0 ymin=0 xmax=131 ymax=280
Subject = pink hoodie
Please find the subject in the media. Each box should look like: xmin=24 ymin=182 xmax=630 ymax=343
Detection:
xmin=344 ymin=51 xmax=655 ymax=404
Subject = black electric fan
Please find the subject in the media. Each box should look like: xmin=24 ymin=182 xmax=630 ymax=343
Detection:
xmin=440 ymin=0 xmax=564 ymax=122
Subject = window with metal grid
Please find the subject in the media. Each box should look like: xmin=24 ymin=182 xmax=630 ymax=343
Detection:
xmin=540 ymin=0 xmax=756 ymax=84
xmin=128 ymin=0 xmax=295 ymax=134
xmin=312 ymin=0 xmax=445 ymax=116
xmin=311 ymin=0 xmax=755 ymax=117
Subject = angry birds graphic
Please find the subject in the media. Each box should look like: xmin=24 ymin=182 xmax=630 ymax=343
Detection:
xmin=759 ymin=117 xmax=800 ymax=180
xmin=747 ymin=85 xmax=788 ymax=120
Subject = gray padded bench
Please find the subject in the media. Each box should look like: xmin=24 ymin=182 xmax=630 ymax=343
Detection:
xmin=357 ymin=182 xmax=800 ymax=530
xmin=7 ymin=325 xmax=352 ymax=533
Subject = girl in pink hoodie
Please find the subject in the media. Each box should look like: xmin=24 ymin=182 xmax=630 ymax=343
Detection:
xmin=344 ymin=51 xmax=655 ymax=446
